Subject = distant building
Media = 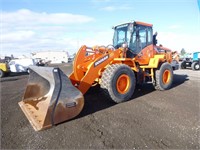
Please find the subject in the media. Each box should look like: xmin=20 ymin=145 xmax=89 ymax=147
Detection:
xmin=31 ymin=51 xmax=69 ymax=64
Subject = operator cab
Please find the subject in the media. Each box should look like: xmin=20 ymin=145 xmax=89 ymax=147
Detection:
xmin=113 ymin=21 xmax=153 ymax=58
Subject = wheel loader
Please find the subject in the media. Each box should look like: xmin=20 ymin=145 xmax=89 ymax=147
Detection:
xmin=19 ymin=21 xmax=177 ymax=131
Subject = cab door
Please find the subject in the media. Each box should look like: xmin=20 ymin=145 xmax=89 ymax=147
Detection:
xmin=134 ymin=25 xmax=154 ymax=65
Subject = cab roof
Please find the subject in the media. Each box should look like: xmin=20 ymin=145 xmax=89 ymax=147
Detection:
xmin=113 ymin=21 xmax=153 ymax=28
xmin=135 ymin=21 xmax=153 ymax=27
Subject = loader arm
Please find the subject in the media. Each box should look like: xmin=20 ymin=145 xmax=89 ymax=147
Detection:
xmin=69 ymin=45 xmax=122 ymax=94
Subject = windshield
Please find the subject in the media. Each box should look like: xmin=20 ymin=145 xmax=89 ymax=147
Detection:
xmin=113 ymin=24 xmax=131 ymax=49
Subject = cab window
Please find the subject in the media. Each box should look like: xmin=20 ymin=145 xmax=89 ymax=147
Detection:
xmin=129 ymin=25 xmax=152 ymax=54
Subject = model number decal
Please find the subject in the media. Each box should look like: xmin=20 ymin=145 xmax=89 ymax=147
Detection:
xmin=94 ymin=55 xmax=109 ymax=67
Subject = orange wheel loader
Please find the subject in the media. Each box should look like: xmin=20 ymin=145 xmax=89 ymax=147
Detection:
xmin=19 ymin=21 xmax=178 ymax=131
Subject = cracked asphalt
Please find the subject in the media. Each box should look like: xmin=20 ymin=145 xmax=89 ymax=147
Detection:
xmin=1 ymin=63 xmax=200 ymax=149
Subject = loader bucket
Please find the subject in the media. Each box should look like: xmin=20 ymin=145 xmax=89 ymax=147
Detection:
xmin=18 ymin=66 xmax=84 ymax=131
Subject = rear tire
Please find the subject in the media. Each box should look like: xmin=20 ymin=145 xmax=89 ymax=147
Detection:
xmin=0 ymin=69 xmax=4 ymax=78
xmin=180 ymin=61 xmax=186 ymax=69
xmin=191 ymin=61 xmax=200 ymax=70
xmin=154 ymin=62 xmax=173 ymax=90
xmin=100 ymin=64 xmax=136 ymax=103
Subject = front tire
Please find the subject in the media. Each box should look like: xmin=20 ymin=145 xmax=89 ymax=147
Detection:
xmin=0 ymin=69 xmax=5 ymax=78
xmin=154 ymin=62 xmax=173 ymax=90
xmin=180 ymin=61 xmax=186 ymax=69
xmin=100 ymin=64 xmax=136 ymax=103
xmin=191 ymin=61 xmax=200 ymax=71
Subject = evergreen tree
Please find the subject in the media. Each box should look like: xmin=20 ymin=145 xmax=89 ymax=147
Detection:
xmin=180 ymin=48 xmax=186 ymax=56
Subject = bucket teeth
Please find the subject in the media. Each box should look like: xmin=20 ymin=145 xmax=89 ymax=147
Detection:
xmin=19 ymin=66 xmax=84 ymax=131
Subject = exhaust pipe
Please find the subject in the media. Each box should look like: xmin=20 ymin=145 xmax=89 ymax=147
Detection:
xmin=18 ymin=66 xmax=84 ymax=131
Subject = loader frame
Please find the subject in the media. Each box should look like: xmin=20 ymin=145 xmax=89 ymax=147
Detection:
xmin=69 ymin=44 xmax=171 ymax=95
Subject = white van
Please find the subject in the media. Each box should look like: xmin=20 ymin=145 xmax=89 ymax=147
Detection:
xmin=9 ymin=58 xmax=36 ymax=73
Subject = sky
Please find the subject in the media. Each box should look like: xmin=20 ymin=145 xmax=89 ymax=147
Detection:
xmin=1 ymin=0 xmax=200 ymax=57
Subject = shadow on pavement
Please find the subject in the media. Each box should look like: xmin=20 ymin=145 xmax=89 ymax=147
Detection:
xmin=9 ymin=72 xmax=29 ymax=76
xmin=1 ymin=72 xmax=28 ymax=82
xmin=172 ymin=74 xmax=189 ymax=89
xmin=73 ymin=73 xmax=189 ymax=120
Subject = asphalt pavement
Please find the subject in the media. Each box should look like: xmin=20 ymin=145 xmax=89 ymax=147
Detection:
xmin=1 ymin=64 xmax=200 ymax=149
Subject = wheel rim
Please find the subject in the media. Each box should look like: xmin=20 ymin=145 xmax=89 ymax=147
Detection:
xmin=162 ymin=70 xmax=171 ymax=84
xmin=195 ymin=64 xmax=199 ymax=70
xmin=116 ymin=74 xmax=130 ymax=94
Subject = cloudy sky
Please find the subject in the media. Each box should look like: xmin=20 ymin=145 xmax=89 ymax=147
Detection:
xmin=1 ymin=0 xmax=200 ymax=57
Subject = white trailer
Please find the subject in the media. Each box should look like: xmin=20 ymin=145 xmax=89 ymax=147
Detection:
xmin=32 ymin=51 xmax=69 ymax=64
xmin=9 ymin=58 xmax=36 ymax=73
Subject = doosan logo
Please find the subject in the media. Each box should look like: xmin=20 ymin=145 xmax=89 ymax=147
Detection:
xmin=94 ymin=55 xmax=109 ymax=67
